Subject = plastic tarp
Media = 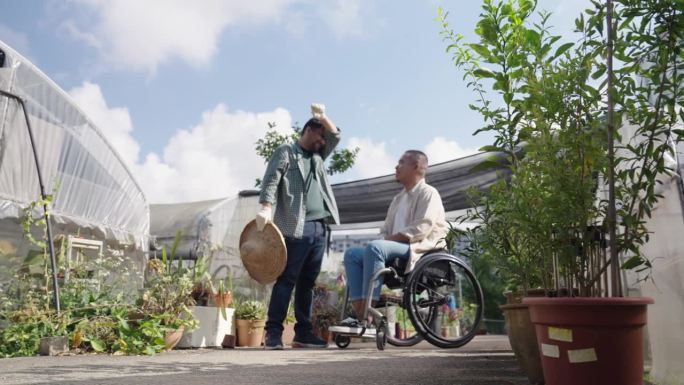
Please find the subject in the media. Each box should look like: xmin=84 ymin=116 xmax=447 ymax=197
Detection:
xmin=333 ymin=151 xmax=509 ymax=224
xmin=0 ymin=40 xmax=149 ymax=251
xmin=149 ymin=152 xmax=508 ymax=282
xmin=150 ymin=194 xmax=260 ymax=281
xmin=618 ymin=122 xmax=684 ymax=385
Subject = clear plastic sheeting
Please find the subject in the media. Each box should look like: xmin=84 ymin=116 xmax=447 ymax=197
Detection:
xmin=0 ymin=41 xmax=149 ymax=252
xmin=150 ymin=193 xmax=261 ymax=285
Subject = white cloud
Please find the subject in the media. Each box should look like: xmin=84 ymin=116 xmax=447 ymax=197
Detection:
xmin=69 ymin=82 xmax=140 ymax=168
xmin=316 ymin=0 xmax=365 ymax=38
xmin=344 ymin=137 xmax=397 ymax=180
xmin=70 ymin=81 xmax=292 ymax=203
xmin=137 ymin=104 xmax=292 ymax=203
xmin=62 ymin=0 xmax=368 ymax=74
xmin=64 ymin=0 xmax=298 ymax=74
xmin=423 ymin=137 xmax=479 ymax=164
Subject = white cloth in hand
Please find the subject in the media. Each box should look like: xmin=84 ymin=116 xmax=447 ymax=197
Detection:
xmin=256 ymin=205 xmax=272 ymax=231
xmin=311 ymin=103 xmax=326 ymax=119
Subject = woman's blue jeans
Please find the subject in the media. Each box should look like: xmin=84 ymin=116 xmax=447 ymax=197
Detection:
xmin=343 ymin=240 xmax=410 ymax=301
xmin=265 ymin=220 xmax=326 ymax=338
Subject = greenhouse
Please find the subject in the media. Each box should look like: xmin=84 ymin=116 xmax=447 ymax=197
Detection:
xmin=0 ymin=40 xmax=149 ymax=286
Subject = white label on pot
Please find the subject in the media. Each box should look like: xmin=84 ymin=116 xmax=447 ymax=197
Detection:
xmin=541 ymin=343 xmax=560 ymax=358
xmin=568 ymin=348 xmax=597 ymax=363
xmin=548 ymin=326 xmax=573 ymax=342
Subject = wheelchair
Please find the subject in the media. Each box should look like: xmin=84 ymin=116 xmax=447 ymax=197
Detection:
xmin=329 ymin=249 xmax=484 ymax=350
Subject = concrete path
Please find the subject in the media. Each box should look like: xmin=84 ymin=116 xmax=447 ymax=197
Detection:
xmin=0 ymin=335 xmax=528 ymax=385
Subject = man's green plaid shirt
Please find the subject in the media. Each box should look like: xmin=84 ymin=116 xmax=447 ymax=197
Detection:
xmin=259 ymin=129 xmax=341 ymax=238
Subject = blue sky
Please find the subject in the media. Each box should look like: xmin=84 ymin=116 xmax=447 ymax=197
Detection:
xmin=1 ymin=0 xmax=584 ymax=203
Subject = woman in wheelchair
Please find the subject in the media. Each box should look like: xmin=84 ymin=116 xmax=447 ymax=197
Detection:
xmin=334 ymin=150 xmax=447 ymax=326
xmin=329 ymin=151 xmax=484 ymax=350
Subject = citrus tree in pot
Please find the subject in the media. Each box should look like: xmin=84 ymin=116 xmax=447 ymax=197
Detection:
xmin=440 ymin=0 xmax=682 ymax=384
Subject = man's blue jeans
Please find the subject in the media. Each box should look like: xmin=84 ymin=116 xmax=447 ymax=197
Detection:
xmin=266 ymin=220 xmax=326 ymax=337
xmin=343 ymin=240 xmax=410 ymax=301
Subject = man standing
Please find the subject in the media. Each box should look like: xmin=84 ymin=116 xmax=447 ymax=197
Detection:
xmin=340 ymin=150 xmax=447 ymax=326
xmin=257 ymin=103 xmax=340 ymax=349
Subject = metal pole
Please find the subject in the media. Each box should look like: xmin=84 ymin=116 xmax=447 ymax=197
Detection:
xmin=606 ymin=0 xmax=622 ymax=297
xmin=0 ymin=89 xmax=61 ymax=313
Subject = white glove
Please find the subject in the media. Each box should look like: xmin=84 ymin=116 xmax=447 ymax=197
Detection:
xmin=311 ymin=103 xmax=326 ymax=119
xmin=255 ymin=205 xmax=272 ymax=231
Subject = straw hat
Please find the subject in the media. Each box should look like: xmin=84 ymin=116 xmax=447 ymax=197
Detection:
xmin=239 ymin=220 xmax=287 ymax=285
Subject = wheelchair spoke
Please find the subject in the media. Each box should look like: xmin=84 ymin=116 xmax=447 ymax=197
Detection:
xmin=404 ymin=254 xmax=484 ymax=349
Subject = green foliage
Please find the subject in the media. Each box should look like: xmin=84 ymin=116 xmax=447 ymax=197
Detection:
xmin=442 ymin=0 xmax=683 ymax=296
xmin=234 ymin=300 xmax=266 ymax=320
xmin=0 ymin=225 xmax=197 ymax=357
xmin=442 ymin=0 xmax=607 ymax=294
xmin=600 ymin=0 xmax=684 ymax=274
xmin=0 ymin=309 xmax=69 ymax=358
xmin=254 ymin=121 xmax=359 ymax=186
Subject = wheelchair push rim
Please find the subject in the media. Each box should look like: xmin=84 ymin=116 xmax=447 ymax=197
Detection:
xmin=404 ymin=253 xmax=484 ymax=349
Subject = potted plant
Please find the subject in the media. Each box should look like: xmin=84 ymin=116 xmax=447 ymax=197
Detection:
xmin=189 ymin=255 xmax=213 ymax=306
xmin=140 ymin=232 xmax=199 ymax=350
xmin=311 ymin=303 xmax=338 ymax=344
xmin=394 ymin=307 xmax=415 ymax=339
xmin=441 ymin=1 xmax=681 ymax=384
xmin=234 ymin=300 xmax=266 ymax=347
xmin=211 ymin=269 xmax=233 ymax=317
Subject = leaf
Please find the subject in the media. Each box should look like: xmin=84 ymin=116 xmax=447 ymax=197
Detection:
xmin=478 ymin=145 xmax=503 ymax=153
xmin=591 ymin=66 xmax=606 ymax=80
xmin=468 ymin=43 xmax=492 ymax=59
xmin=621 ymin=256 xmax=644 ymax=270
xmin=552 ymin=43 xmax=574 ymax=60
xmin=90 ymin=339 xmax=106 ymax=352
xmin=473 ymin=67 xmax=496 ymax=78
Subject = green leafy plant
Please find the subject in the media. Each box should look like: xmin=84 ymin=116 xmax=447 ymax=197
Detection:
xmin=440 ymin=0 xmax=606 ymax=295
xmin=234 ymin=300 xmax=266 ymax=321
xmin=1 ymin=204 xmax=196 ymax=357
xmin=0 ymin=308 xmax=69 ymax=358
xmin=440 ymin=0 xmax=683 ymax=297
xmin=254 ymin=121 xmax=360 ymax=186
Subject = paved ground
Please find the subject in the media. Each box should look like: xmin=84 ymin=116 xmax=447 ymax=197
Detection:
xmin=0 ymin=335 xmax=528 ymax=385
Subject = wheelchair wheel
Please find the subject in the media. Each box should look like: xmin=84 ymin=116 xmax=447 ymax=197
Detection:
xmin=375 ymin=321 xmax=387 ymax=350
xmin=404 ymin=253 xmax=484 ymax=349
xmin=386 ymin=306 xmax=434 ymax=347
xmin=334 ymin=334 xmax=351 ymax=349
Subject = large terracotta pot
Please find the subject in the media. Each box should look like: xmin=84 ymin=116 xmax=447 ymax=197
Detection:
xmin=500 ymin=302 xmax=544 ymax=385
xmin=164 ymin=326 xmax=185 ymax=350
xmin=523 ymin=297 xmax=653 ymax=385
xmin=236 ymin=319 xmax=266 ymax=347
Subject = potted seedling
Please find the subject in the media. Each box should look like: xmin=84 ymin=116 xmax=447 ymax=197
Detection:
xmin=235 ymin=300 xmax=266 ymax=347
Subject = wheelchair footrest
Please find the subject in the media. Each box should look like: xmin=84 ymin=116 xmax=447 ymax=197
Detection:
xmin=329 ymin=325 xmax=376 ymax=337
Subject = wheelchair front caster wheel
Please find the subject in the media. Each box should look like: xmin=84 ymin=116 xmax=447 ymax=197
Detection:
xmin=335 ymin=334 xmax=351 ymax=349
xmin=376 ymin=329 xmax=387 ymax=350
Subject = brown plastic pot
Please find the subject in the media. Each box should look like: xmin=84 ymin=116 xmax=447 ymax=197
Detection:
xmin=523 ymin=297 xmax=653 ymax=385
